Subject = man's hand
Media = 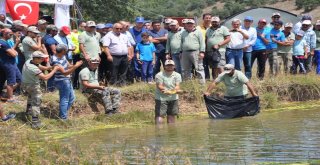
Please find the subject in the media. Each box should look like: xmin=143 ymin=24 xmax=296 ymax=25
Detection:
xmin=199 ymin=52 xmax=205 ymax=59
xmin=310 ymin=51 xmax=314 ymax=56
xmin=203 ymin=92 xmax=211 ymax=96
xmin=84 ymin=55 xmax=90 ymax=62
xmin=152 ymin=60 xmax=156 ymax=65
xmin=99 ymin=86 xmax=105 ymax=90
xmin=107 ymin=55 xmax=113 ymax=62
xmin=75 ymin=60 xmax=83 ymax=67
xmin=166 ymin=54 xmax=171 ymax=60
xmin=212 ymin=44 xmax=219 ymax=50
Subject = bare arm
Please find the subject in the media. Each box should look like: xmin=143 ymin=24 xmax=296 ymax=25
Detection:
xmin=6 ymin=49 xmax=18 ymax=57
xmin=204 ymin=81 xmax=218 ymax=96
xmin=149 ymin=36 xmax=160 ymax=44
xmin=59 ymin=61 xmax=83 ymax=76
xmin=38 ymin=67 xmax=59 ymax=80
xmin=239 ymin=30 xmax=249 ymax=39
xmin=245 ymin=82 xmax=258 ymax=97
xmin=50 ymin=44 xmax=57 ymax=55
xmin=103 ymin=46 xmax=113 ymax=62
xmin=82 ymin=80 xmax=104 ymax=90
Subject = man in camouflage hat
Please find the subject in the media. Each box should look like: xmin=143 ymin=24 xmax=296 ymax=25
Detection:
xmin=22 ymin=51 xmax=61 ymax=129
xmin=79 ymin=58 xmax=121 ymax=115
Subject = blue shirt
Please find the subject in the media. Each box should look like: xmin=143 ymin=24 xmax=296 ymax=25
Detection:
xmin=147 ymin=29 xmax=168 ymax=54
xmin=136 ymin=42 xmax=156 ymax=61
xmin=293 ymin=39 xmax=307 ymax=56
xmin=253 ymin=27 xmax=270 ymax=51
xmin=129 ymin=27 xmax=147 ymax=44
xmin=51 ymin=55 xmax=69 ymax=81
xmin=0 ymin=39 xmax=15 ymax=64
xmin=269 ymin=28 xmax=285 ymax=49
xmin=43 ymin=34 xmax=58 ymax=56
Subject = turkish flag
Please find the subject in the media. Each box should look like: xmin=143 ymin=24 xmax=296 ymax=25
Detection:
xmin=6 ymin=0 xmax=39 ymax=25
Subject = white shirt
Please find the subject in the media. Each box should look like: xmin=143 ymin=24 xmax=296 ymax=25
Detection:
xmin=241 ymin=26 xmax=257 ymax=52
xmin=227 ymin=31 xmax=246 ymax=49
xmin=102 ymin=32 xmax=131 ymax=55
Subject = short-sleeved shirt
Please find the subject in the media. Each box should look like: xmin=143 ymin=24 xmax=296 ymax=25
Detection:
xmin=269 ymin=28 xmax=285 ymax=49
xmin=136 ymin=42 xmax=156 ymax=61
xmin=253 ymin=27 xmax=270 ymax=51
xmin=43 ymin=34 xmax=58 ymax=56
xmin=79 ymin=67 xmax=99 ymax=91
xmin=206 ymin=26 xmax=230 ymax=52
xmin=129 ymin=27 xmax=147 ymax=45
xmin=51 ymin=55 xmax=69 ymax=81
xmin=165 ymin=28 xmax=183 ymax=54
xmin=101 ymin=32 xmax=131 ymax=55
xmin=293 ymin=39 xmax=307 ymax=56
xmin=155 ymin=71 xmax=182 ymax=101
xmin=78 ymin=31 xmax=101 ymax=59
xmin=278 ymin=31 xmax=295 ymax=53
xmin=214 ymin=70 xmax=249 ymax=97
xmin=22 ymin=59 xmax=42 ymax=85
xmin=22 ymin=36 xmax=38 ymax=60
xmin=147 ymin=28 xmax=168 ymax=54
xmin=0 ymin=39 xmax=15 ymax=64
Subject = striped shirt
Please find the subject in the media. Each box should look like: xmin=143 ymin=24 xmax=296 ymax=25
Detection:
xmin=51 ymin=55 xmax=70 ymax=81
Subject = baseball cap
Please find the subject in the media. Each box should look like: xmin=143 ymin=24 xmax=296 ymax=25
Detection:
xmin=302 ymin=20 xmax=312 ymax=25
xmin=165 ymin=60 xmax=175 ymax=66
xmin=135 ymin=17 xmax=145 ymax=23
xmin=164 ymin=18 xmax=173 ymax=24
xmin=90 ymin=58 xmax=100 ymax=64
xmin=61 ymin=26 xmax=71 ymax=35
xmin=272 ymin=12 xmax=281 ymax=17
xmin=38 ymin=19 xmax=47 ymax=25
xmin=284 ymin=22 xmax=293 ymax=28
xmin=223 ymin=64 xmax=235 ymax=74
xmin=258 ymin=19 xmax=267 ymax=23
xmin=296 ymin=30 xmax=305 ymax=36
xmin=27 ymin=26 xmax=40 ymax=34
xmin=86 ymin=21 xmax=96 ymax=27
xmin=32 ymin=51 xmax=48 ymax=58
xmin=0 ymin=21 xmax=12 ymax=28
xmin=182 ymin=19 xmax=188 ymax=24
xmin=96 ymin=23 xmax=106 ymax=29
xmin=13 ymin=20 xmax=27 ymax=28
xmin=211 ymin=16 xmax=220 ymax=22
xmin=169 ymin=20 xmax=178 ymax=26
xmin=105 ymin=23 xmax=113 ymax=28
xmin=186 ymin=19 xmax=195 ymax=24
xmin=301 ymin=14 xmax=312 ymax=21
xmin=244 ymin=16 xmax=253 ymax=21
xmin=274 ymin=20 xmax=283 ymax=25
xmin=316 ymin=20 xmax=320 ymax=26
xmin=46 ymin=25 xmax=58 ymax=31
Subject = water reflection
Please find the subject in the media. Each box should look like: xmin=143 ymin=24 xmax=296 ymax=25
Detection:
xmin=68 ymin=109 xmax=320 ymax=164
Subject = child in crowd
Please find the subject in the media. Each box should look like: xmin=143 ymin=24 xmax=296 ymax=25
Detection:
xmin=136 ymin=32 xmax=156 ymax=83
xmin=51 ymin=44 xmax=83 ymax=120
xmin=291 ymin=31 xmax=308 ymax=74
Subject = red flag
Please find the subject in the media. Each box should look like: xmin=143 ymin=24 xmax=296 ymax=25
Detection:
xmin=6 ymin=0 xmax=39 ymax=25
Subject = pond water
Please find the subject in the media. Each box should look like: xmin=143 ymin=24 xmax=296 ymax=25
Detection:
xmin=66 ymin=109 xmax=320 ymax=164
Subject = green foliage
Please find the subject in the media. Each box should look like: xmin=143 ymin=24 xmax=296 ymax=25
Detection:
xmin=296 ymin=0 xmax=319 ymax=11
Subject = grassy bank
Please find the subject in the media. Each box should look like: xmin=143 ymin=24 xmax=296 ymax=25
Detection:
xmin=1 ymin=74 xmax=320 ymax=164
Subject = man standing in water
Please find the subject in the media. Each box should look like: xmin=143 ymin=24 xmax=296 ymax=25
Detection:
xmin=155 ymin=60 xmax=182 ymax=124
xmin=204 ymin=64 xmax=258 ymax=99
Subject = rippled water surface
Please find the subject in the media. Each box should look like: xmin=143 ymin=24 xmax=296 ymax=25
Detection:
xmin=68 ymin=109 xmax=320 ymax=164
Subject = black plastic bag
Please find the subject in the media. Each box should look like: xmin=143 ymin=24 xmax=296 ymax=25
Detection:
xmin=211 ymin=49 xmax=221 ymax=63
xmin=204 ymin=95 xmax=260 ymax=119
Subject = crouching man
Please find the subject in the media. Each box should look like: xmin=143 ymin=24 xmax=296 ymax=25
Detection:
xmin=155 ymin=60 xmax=182 ymax=124
xmin=204 ymin=64 xmax=258 ymax=99
xmin=22 ymin=51 xmax=61 ymax=129
xmin=79 ymin=58 xmax=121 ymax=115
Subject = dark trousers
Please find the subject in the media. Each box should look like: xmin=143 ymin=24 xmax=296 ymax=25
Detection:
xmin=98 ymin=52 xmax=112 ymax=84
xmin=0 ymin=64 xmax=6 ymax=93
xmin=243 ymin=52 xmax=252 ymax=79
xmin=126 ymin=59 xmax=135 ymax=84
xmin=304 ymin=53 xmax=312 ymax=72
xmin=110 ymin=55 xmax=128 ymax=86
xmin=251 ymin=50 xmax=267 ymax=80
xmin=72 ymin=54 xmax=82 ymax=89
xmin=292 ymin=56 xmax=306 ymax=74
xmin=153 ymin=52 xmax=167 ymax=77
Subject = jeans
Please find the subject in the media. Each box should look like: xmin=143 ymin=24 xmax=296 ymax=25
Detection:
xmin=171 ymin=53 xmax=181 ymax=74
xmin=315 ymin=50 xmax=320 ymax=74
xmin=55 ymin=80 xmax=75 ymax=119
xmin=251 ymin=50 xmax=268 ymax=80
xmin=141 ymin=61 xmax=153 ymax=82
xmin=243 ymin=52 xmax=252 ymax=79
xmin=47 ymin=77 xmax=55 ymax=92
xmin=226 ymin=48 xmax=243 ymax=70
xmin=153 ymin=52 xmax=167 ymax=77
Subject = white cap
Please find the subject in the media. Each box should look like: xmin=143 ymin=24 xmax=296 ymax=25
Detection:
xmin=186 ymin=19 xmax=195 ymax=24
xmin=284 ymin=22 xmax=293 ymax=28
xmin=316 ymin=20 xmax=320 ymax=26
xmin=165 ymin=60 xmax=175 ymax=66
xmin=272 ymin=12 xmax=281 ymax=17
xmin=27 ymin=26 xmax=40 ymax=33
xmin=165 ymin=18 xmax=173 ymax=24
xmin=302 ymin=20 xmax=312 ymax=25
xmin=223 ymin=64 xmax=234 ymax=74
xmin=211 ymin=17 xmax=220 ymax=22
xmin=32 ymin=51 xmax=48 ymax=58
xmin=169 ymin=19 xmax=178 ymax=26
xmin=182 ymin=19 xmax=188 ymax=24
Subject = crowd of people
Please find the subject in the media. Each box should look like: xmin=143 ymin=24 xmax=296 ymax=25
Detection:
xmin=0 ymin=12 xmax=319 ymax=127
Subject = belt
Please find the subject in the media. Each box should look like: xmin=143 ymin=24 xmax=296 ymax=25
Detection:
xmin=226 ymin=48 xmax=242 ymax=51
xmin=111 ymin=54 xmax=127 ymax=56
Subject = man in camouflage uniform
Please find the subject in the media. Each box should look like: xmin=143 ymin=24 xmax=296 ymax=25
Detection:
xmin=22 ymin=51 xmax=61 ymax=129
xmin=79 ymin=58 xmax=121 ymax=115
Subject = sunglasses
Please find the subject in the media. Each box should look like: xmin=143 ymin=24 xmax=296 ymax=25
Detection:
xmin=273 ymin=16 xmax=280 ymax=18
xmin=115 ymin=28 xmax=122 ymax=30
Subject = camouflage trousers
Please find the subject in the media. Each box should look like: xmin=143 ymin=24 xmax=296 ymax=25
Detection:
xmin=22 ymin=84 xmax=42 ymax=117
xmin=84 ymin=87 xmax=121 ymax=112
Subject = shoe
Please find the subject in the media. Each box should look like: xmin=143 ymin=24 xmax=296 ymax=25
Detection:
xmin=2 ymin=113 xmax=16 ymax=121
xmin=105 ymin=110 xmax=114 ymax=116
xmin=31 ymin=117 xmax=42 ymax=129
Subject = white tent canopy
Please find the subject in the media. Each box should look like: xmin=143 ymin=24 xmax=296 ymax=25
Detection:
xmin=10 ymin=0 xmax=73 ymax=5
